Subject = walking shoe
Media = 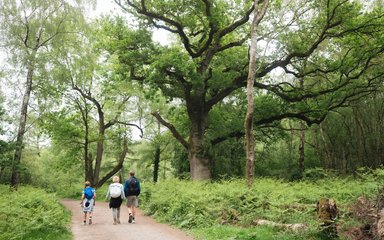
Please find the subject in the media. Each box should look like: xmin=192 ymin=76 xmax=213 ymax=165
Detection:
xmin=128 ymin=214 xmax=133 ymax=223
xmin=83 ymin=220 xmax=86 ymax=225
xmin=89 ymin=218 xmax=92 ymax=225
xmin=132 ymin=217 xmax=136 ymax=224
xmin=117 ymin=220 xmax=121 ymax=224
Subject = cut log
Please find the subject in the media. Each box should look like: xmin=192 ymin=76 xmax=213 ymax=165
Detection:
xmin=252 ymin=219 xmax=307 ymax=231
xmin=316 ymin=198 xmax=338 ymax=239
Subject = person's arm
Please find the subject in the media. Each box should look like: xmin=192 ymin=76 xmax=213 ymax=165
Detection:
xmin=120 ymin=184 xmax=126 ymax=199
xmin=106 ymin=185 xmax=111 ymax=200
xmin=137 ymin=180 xmax=141 ymax=196
xmin=93 ymin=189 xmax=96 ymax=205
xmin=123 ymin=181 xmax=128 ymax=197
xmin=80 ymin=193 xmax=85 ymax=206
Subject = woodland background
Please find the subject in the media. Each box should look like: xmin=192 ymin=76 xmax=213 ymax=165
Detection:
xmin=0 ymin=0 xmax=384 ymax=239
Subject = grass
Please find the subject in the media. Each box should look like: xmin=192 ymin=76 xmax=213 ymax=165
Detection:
xmin=0 ymin=185 xmax=72 ymax=240
xmin=139 ymin=170 xmax=384 ymax=240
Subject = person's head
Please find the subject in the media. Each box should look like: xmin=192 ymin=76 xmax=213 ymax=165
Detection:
xmin=84 ymin=180 xmax=91 ymax=187
xmin=129 ymin=171 xmax=135 ymax=177
xmin=113 ymin=176 xmax=119 ymax=183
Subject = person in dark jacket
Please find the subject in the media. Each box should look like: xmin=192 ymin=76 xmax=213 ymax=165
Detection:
xmin=124 ymin=171 xmax=141 ymax=223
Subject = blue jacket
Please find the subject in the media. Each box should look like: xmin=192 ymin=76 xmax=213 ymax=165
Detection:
xmin=124 ymin=177 xmax=141 ymax=196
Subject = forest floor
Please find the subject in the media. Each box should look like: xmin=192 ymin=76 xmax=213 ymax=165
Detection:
xmin=61 ymin=199 xmax=195 ymax=240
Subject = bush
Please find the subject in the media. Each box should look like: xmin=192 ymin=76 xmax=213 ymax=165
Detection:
xmin=0 ymin=185 xmax=71 ymax=240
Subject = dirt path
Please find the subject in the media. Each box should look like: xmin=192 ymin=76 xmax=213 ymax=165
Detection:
xmin=61 ymin=199 xmax=195 ymax=240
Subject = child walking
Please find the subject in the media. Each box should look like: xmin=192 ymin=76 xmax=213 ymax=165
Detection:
xmin=80 ymin=180 xmax=96 ymax=225
xmin=106 ymin=176 xmax=125 ymax=225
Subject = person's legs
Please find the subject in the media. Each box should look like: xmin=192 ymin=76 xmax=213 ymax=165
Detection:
xmin=112 ymin=208 xmax=117 ymax=224
xmin=83 ymin=212 xmax=87 ymax=225
xmin=127 ymin=196 xmax=134 ymax=223
xmin=116 ymin=207 xmax=121 ymax=224
xmin=89 ymin=211 xmax=93 ymax=224
xmin=88 ymin=198 xmax=94 ymax=224
xmin=131 ymin=196 xmax=137 ymax=223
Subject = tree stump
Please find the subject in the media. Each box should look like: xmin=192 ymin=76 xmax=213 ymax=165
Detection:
xmin=317 ymin=198 xmax=339 ymax=239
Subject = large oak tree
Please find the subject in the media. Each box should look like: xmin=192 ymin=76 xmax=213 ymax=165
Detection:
xmin=112 ymin=0 xmax=384 ymax=180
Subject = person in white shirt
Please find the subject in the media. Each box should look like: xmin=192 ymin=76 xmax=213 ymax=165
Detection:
xmin=106 ymin=176 xmax=125 ymax=225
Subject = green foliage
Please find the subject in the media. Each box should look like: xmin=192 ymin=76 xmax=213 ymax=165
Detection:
xmin=0 ymin=185 xmax=71 ymax=240
xmin=24 ymin=148 xmax=83 ymax=198
xmin=140 ymin=175 xmax=383 ymax=239
xmin=192 ymin=225 xmax=317 ymax=240
xmin=0 ymin=140 xmax=16 ymax=183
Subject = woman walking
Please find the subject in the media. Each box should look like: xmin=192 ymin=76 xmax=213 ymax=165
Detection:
xmin=106 ymin=176 xmax=125 ymax=225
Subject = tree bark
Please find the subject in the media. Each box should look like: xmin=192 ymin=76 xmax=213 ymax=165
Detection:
xmin=244 ymin=0 xmax=269 ymax=186
xmin=153 ymin=146 xmax=160 ymax=182
xmin=96 ymin=138 xmax=128 ymax=188
xmin=75 ymin=98 xmax=94 ymax=183
xmin=152 ymin=105 xmax=212 ymax=180
xmin=93 ymin=112 xmax=105 ymax=185
xmin=11 ymin=49 xmax=36 ymax=187
xmin=188 ymin=119 xmax=211 ymax=180
xmin=153 ymin=118 xmax=161 ymax=183
xmin=298 ymin=124 xmax=305 ymax=177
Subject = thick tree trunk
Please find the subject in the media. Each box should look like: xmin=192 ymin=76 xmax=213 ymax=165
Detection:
xmin=188 ymin=120 xmax=211 ymax=180
xmin=11 ymin=51 xmax=36 ymax=187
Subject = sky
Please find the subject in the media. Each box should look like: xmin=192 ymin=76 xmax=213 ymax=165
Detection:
xmin=92 ymin=0 xmax=171 ymax=45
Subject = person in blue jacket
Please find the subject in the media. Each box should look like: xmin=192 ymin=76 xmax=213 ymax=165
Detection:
xmin=124 ymin=171 xmax=141 ymax=223
xmin=80 ymin=181 xmax=96 ymax=225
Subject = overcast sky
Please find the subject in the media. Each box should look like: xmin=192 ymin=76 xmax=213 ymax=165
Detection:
xmin=92 ymin=0 xmax=170 ymax=44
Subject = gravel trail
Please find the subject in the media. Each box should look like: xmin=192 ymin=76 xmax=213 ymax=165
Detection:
xmin=61 ymin=199 xmax=195 ymax=240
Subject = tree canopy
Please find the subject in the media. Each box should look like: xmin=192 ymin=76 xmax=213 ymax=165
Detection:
xmin=0 ymin=0 xmax=383 ymax=185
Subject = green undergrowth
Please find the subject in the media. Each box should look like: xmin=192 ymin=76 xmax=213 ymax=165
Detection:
xmin=139 ymin=170 xmax=383 ymax=240
xmin=0 ymin=185 xmax=71 ymax=240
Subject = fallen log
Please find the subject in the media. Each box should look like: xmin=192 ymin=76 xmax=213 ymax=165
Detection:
xmin=252 ymin=219 xmax=307 ymax=231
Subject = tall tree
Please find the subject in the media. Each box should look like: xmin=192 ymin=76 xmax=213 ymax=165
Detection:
xmin=113 ymin=0 xmax=384 ymax=180
xmin=0 ymin=0 xmax=87 ymax=186
xmin=245 ymin=0 xmax=269 ymax=186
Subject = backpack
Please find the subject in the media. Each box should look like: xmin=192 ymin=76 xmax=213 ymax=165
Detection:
xmin=125 ymin=177 xmax=139 ymax=195
xmin=110 ymin=184 xmax=121 ymax=198
xmin=84 ymin=187 xmax=94 ymax=200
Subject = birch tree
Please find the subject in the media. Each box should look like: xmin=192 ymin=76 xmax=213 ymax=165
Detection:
xmin=0 ymin=0 xmax=87 ymax=186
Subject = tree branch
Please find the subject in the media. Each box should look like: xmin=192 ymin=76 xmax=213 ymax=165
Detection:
xmin=96 ymin=138 xmax=128 ymax=188
xmin=151 ymin=112 xmax=189 ymax=149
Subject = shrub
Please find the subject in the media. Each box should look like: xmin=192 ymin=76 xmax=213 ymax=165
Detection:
xmin=0 ymin=185 xmax=71 ymax=240
xmin=139 ymin=175 xmax=383 ymax=239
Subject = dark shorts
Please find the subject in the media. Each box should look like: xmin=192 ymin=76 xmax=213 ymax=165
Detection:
xmin=109 ymin=197 xmax=123 ymax=208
